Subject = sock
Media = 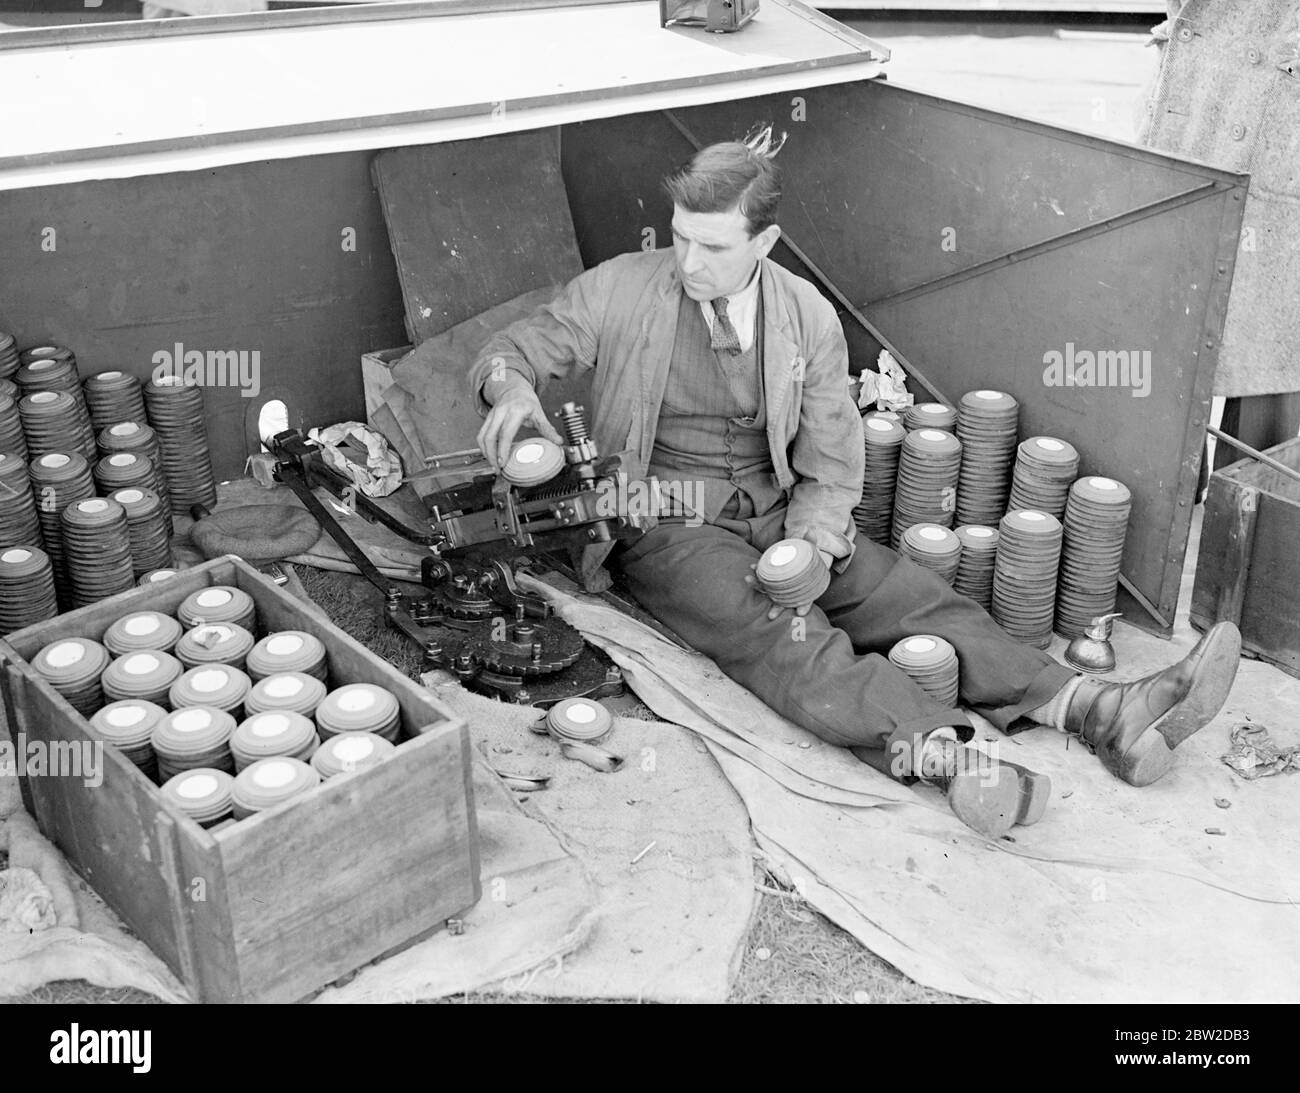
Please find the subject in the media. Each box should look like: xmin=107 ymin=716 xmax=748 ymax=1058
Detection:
xmin=1026 ymin=674 xmax=1086 ymax=733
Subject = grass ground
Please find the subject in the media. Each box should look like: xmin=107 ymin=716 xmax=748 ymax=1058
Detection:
xmin=7 ymin=565 xmax=969 ymax=1005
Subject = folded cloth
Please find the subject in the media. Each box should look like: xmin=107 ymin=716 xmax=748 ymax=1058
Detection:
xmin=0 ymin=867 xmax=58 ymax=933
xmin=190 ymin=504 xmax=322 ymax=563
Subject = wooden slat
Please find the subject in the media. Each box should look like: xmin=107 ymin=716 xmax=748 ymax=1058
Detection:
xmin=0 ymin=657 xmax=186 ymax=977
xmin=170 ymin=807 xmax=244 ymax=1003
xmin=1214 ymin=485 xmax=1258 ymax=630
xmin=154 ymin=811 xmax=201 ymax=991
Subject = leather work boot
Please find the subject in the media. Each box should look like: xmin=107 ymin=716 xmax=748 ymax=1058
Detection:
xmin=1063 ymin=621 xmax=1241 ymax=787
xmin=919 ymin=738 xmax=1047 ymax=838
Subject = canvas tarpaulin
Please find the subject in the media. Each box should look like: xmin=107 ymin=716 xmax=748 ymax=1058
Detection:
xmin=516 ymin=572 xmax=1300 ymax=1004
xmin=319 ymin=687 xmax=755 ymax=1003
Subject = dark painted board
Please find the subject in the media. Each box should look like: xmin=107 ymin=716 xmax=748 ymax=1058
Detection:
xmin=564 ymin=83 xmax=1223 ymax=301
xmin=565 ymin=110 xmax=687 ymax=267
xmin=560 ymin=83 xmax=1246 ymax=632
xmin=865 ymin=194 xmax=1230 ymax=627
xmin=681 ymin=80 xmax=1225 ymax=309
xmin=0 ymin=154 xmax=407 ymax=480
xmin=372 ymin=128 xmax=585 ymax=345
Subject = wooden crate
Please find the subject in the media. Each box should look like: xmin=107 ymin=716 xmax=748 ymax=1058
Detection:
xmin=362 ymin=344 xmax=411 ymax=421
xmin=1191 ymin=436 xmax=1300 ymax=679
xmin=0 ymin=555 xmax=480 ymax=1003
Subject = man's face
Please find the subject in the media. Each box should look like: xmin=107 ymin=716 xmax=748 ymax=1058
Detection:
xmin=671 ymin=204 xmax=780 ymax=302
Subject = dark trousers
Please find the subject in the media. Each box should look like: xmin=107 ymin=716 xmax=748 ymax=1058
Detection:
xmin=615 ymin=501 xmax=1073 ymax=776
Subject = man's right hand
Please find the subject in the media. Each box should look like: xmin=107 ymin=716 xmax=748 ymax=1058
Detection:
xmin=477 ymin=385 xmax=564 ymax=470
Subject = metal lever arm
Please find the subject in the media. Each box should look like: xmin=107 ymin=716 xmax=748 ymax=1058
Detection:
xmin=273 ymin=455 xmax=398 ymax=597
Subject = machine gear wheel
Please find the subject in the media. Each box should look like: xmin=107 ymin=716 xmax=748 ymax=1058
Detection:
xmin=467 ymin=617 xmax=584 ymax=676
xmin=427 ymin=579 xmax=498 ymax=620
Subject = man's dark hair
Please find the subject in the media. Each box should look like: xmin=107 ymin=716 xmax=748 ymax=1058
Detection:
xmin=662 ymin=140 xmax=782 ymax=237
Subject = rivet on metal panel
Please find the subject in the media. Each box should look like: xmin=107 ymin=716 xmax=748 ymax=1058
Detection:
xmin=1247 ymin=47 xmax=1261 ymax=65
xmin=1218 ymin=265 xmax=1228 ymax=276
xmin=1231 ymin=124 xmax=1247 ymax=141
xmin=1179 ymin=499 xmax=1188 ymax=507
xmin=1205 ymin=338 xmax=1216 ymax=348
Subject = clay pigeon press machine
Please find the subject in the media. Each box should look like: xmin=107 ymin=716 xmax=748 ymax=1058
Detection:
xmin=267 ymin=403 xmax=655 ymax=705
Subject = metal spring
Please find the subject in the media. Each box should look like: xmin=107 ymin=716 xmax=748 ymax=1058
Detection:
xmin=558 ymin=403 xmax=589 ymax=446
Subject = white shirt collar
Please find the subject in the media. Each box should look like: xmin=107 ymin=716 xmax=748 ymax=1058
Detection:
xmin=700 ymin=262 xmax=762 ymax=354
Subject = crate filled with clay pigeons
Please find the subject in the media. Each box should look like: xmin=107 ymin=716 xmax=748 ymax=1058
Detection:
xmin=0 ymin=552 xmax=480 ymax=1003
xmin=0 ymin=335 xmax=480 ymax=1001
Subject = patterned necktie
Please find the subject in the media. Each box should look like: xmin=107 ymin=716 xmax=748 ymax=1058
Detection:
xmin=710 ymin=296 xmax=742 ymax=355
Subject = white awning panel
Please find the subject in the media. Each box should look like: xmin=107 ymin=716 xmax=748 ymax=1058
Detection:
xmin=0 ymin=0 xmax=885 ymax=190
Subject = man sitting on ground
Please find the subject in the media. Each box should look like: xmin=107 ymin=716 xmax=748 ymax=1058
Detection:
xmin=468 ymin=133 xmax=1240 ymax=837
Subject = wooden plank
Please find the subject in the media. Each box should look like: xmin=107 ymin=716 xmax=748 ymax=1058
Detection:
xmin=1215 ymin=437 xmax=1300 ymax=503
xmin=214 ymin=723 xmax=479 ymax=1003
xmin=169 ymin=806 xmax=244 ymax=1003
xmin=372 ymin=129 xmax=585 ymax=344
xmin=0 ymin=646 xmax=37 ymax=818
xmin=154 ymin=811 xmax=201 ymax=993
xmin=456 ymin=720 xmax=482 ymax=893
xmin=1190 ymin=473 xmax=1233 ymax=631
xmin=1237 ymin=495 xmax=1300 ymax=679
xmin=1214 ymin=485 xmax=1258 ymax=630
xmin=0 ymin=657 xmax=186 ymax=976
